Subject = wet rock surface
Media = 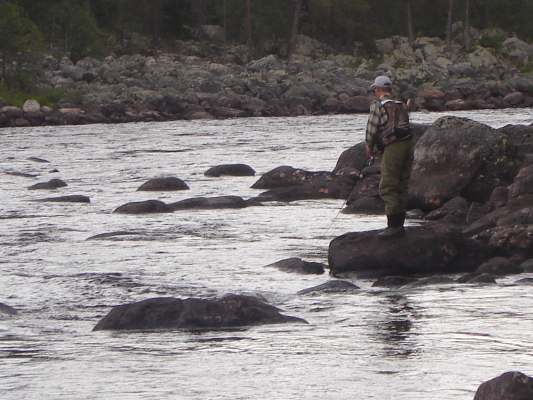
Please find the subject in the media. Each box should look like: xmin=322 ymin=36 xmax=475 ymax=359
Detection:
xmin=92 ymin=294 xmax=307 ymax=331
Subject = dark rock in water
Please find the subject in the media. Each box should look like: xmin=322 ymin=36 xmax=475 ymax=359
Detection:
xmin=515 ymin=277 xmax=533 ymax=285
xmin=473 ymin=371 xmax=533 ymax=400
xmin=36 ymin=195 xmax=90 ymax=203
xmin=265 ymin=257 xmax=326 ymax=275
xmin=86 ymin=231 xmax=140 ymax=240
xmin=328 ymin=224 xmax=463 ymax=278
xmin=92 ymin=294 xmax=307 ymax=331
xmin=297 ymin=280 xmax=360 ymax=295
xmin=256 ymin=172 xmax=355 ymax=202
xmin=113 ymin=199 xmax=174 ymax=214
xmin=402 ymin=275 xmax=456 ymax=288
xmin=456 ymin=273 xmax=497 ymax=284
xmin=27 ymin=156 xmax=50 ymax=163
xmin=252 ymin=166 xmax=315 ymax=189
xmin=372 ymin=276 xmax=418 ymax=288
xmin=28 ymin=178 xmax=67 ymax=190
xmin=168 ymin=195 xmax=248 ymax=210
xmin=0 ymin=302 xmax=18 ymax=315
xmin=204 ymin=164 xmax=256 ymax=177
xmin=409 ymin=116 xmax=518 ymax=211
xmin=475 ymin=257 xmax=523 ymax=276
xmin=5 ymin=171 xmax=38 ymax=178
xmin=137 ymin=177 xmax=189 ymax=191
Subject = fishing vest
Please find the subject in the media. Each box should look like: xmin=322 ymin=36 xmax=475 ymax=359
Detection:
xmin=376 ymin=99 xmax=411 ymax=150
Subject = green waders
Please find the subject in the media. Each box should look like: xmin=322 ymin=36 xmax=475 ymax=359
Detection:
xmin=379 ymin=137 xmax=414 ymax=228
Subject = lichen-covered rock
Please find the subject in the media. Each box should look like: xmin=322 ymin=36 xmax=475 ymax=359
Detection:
xmin=409 ymin=116 xmax=518 ymax=211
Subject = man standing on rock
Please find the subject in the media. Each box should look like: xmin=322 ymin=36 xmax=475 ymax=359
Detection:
xmin=365 ymin=76 xmax=414 ymax=239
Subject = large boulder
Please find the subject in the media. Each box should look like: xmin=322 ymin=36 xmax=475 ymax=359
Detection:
xmin=92 ymin=295 xmax=307 ymax=331
xmin=328 ymin=224 xmax=464 ymax=278
xmin=473 ymin=371 xmax=533 ymax=400
xmin=409 ymin=116 xmax=518 ymax=211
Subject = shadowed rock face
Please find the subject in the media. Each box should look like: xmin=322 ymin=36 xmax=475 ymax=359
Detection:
xmin=473 ymin=371 xmax=533 ymax=400
xmin=92 ymin=295 xmax=307 ymax=331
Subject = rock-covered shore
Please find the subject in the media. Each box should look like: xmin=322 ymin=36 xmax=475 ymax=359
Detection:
xmin=2 ymin=31 xmax=533 ymax=127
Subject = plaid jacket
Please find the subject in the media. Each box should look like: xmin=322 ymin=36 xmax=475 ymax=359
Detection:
xmin=365 ymin=93 xmax=392 ymax=149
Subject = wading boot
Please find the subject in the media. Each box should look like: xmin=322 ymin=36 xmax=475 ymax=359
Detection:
xmin=377 ymin=212 xmax=406 ymax=240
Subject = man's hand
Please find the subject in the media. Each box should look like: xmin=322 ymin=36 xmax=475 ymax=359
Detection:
xmin=365 ymin=146 xmax=374 ymax=158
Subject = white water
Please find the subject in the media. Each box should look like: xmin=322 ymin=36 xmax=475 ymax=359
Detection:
xmin=1 ymin=109 xmax=532 ymax=399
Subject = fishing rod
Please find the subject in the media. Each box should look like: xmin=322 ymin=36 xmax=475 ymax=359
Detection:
xmin=324 ymin=154 xmax=376 ymax=236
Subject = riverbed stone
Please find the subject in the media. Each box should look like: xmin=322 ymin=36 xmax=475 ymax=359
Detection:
xmin=204 ymin=164 xmax=256 ymax=177
xmin=297 ymin=280 xmax=360 ymax=295
xmin=113 ymin=199 xmax=174 ymax=214
xmin=28 ymin=179 xmax=67 ymax=190
xmin=137 ymin=177 xmax=189 ymax=191
xmin=473 ymin=371 xmax=533 ymax=400
xmin=168 ymin=195 xmax=249 ymax=210
xmin=265 ymin=258 xmax=326 ymax=275
xmin=92 ymin=294 xmax=307 ymax=330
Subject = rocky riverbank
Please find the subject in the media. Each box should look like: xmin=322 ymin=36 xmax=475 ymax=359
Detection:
xmin=2 ymin=29 xmax=533 ymax=127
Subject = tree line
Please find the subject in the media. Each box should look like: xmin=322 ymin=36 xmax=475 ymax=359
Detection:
xmin=1 ymin=0 xmax=533 ymax=74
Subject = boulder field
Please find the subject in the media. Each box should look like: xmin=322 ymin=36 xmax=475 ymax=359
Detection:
xmin=3 ymin=31 xmax=533 ymax=127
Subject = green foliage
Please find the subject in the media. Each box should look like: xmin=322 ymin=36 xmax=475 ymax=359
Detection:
xmin=0 ymin=1 xmax=43 ymax=87
xmin=0 ymin=84 xmax=82 ymax=109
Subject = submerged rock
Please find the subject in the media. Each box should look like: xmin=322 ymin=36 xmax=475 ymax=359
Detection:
xmin=297 ymin=280 xmax=360 ymax=295
xmin=0 ymin=302 xmax=18 ymax=315
xmin=92 ymin=294 xmax=307 ymax=331
xmin=265 ymin=257 xmax=326 ymax=275
xmin=28 ymin=179 xmax=67 ymax=190
xmin=35 ymin=195 xmax=90 ymax=203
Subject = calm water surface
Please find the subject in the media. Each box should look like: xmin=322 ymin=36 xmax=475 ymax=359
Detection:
xmin=1 ymin=109 xmax=533 ymax=399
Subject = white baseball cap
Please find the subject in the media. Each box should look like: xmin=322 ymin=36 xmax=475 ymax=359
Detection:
xmin=370 ymin=76 xmax=392 ymax=89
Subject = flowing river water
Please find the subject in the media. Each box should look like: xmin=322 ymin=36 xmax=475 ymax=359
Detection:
xmin=1 ymin=109 xmax=533 ymax=399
